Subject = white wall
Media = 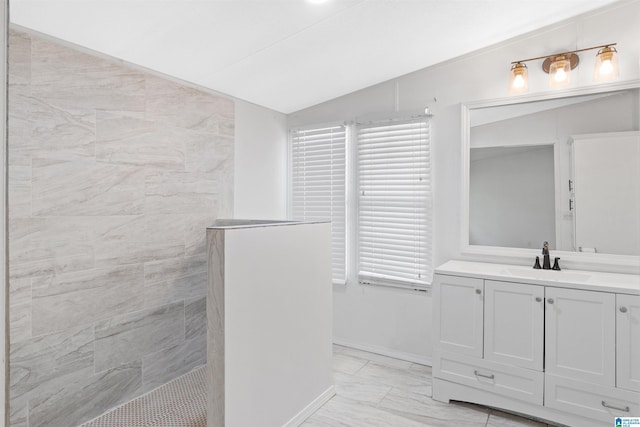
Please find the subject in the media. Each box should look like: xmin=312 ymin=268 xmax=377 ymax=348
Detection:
xmin=286 ymin=0 xmax=640 ymax=362
xmin=234 ymin=100 xmax=287 ymax=219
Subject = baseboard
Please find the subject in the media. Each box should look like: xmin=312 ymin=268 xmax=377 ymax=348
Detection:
xmin=283 ymin=385 xmax=336 ymax=427
xmin=332 ymin=337 xmax=432 ymax=366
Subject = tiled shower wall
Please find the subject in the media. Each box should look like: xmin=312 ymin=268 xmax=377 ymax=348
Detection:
xmin=8 ymin=29 xmax=234 ymax=427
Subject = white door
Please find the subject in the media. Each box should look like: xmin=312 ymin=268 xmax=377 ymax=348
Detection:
xmin=484 ymin=280 xmax=544 ymax=371
xmin=571 ymin=132 xmax=640 ymax=255
xmin=433 ymin=274 xmax=483 ymax=358
xmin=617 ymin=293 xmax=640 ymax=392
xmin=545 ymin=287 xmax=615 ymax=386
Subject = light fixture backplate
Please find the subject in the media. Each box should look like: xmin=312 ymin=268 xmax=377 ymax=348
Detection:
xmin=542 ymin=52 xmax=579 ymax=73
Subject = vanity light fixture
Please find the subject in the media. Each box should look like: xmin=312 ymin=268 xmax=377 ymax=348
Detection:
xmin=509 ymin=43 xmax=618 ymax=94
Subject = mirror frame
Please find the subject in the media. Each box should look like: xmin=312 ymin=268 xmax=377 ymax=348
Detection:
xmin=460 ymin=79 xmax=640 ymax=274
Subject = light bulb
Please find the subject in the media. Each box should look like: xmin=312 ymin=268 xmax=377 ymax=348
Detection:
xmin=600 ymin=59 xmax=613 ymax=75
xmin=548 ymin=56 xmax=571 ymax=88
xmin=513 ymin=74 xmax=525 ymax=88
xmin=594 ymin=46 xmax=619 ymax=82
xmin=508 ymin=62 xmax=528 ymax=94
xmin=554 ymin=68 xmax=567 ymax=82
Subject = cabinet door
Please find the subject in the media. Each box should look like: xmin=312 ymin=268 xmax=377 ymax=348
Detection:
xmin=484 ymin=280 xmax=544 ymax=371
xmin=545 ymin=287 xmax=615 ymax=386
xmin=617 ymin=293 xmax=640 ymax=392
xmin=433 ymin=274 xmax=483 ymax=358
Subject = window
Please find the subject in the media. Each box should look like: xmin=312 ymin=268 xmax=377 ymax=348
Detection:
xmin=290 ymin=125 xmax=346 ymax=284
xmin=357 ymin=119 xmax=432 ymax=289
xmin=289 ymin=116 xmax=432 ymax=290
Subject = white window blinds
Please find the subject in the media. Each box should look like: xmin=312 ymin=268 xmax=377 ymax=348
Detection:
xmin=357 ymin=118 xmax=432 ymax=289
xmin=291 ymin=125 xmax=346 ymax=284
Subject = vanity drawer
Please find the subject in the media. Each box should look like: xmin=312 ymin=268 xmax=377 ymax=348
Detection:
xmin=545 ymin=374 xmax=640 ymax=423
xmin=433 ymin=350 xmax=543 ymax=404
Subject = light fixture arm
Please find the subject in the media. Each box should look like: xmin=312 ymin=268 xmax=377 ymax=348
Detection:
xmin=511 ymin=43 xmax=617 ymax=65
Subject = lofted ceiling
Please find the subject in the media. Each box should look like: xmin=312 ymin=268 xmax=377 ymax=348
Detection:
xmin=10 ymin=0 xmax=622 ymax=114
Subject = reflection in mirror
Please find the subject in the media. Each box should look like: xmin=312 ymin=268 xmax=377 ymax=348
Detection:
xmin=470 ymin=145 xmax=555 ymax=249
xmin=468 ymin=87 xmax=640 ymax=256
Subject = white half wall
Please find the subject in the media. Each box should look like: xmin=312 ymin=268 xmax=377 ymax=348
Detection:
xmin=287 ymin=0 xmax=640 ymax=362
xmin=234 ymin=101 xmax=287 ymax=220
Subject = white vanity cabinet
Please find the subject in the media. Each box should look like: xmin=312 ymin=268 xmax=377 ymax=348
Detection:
xmin=617 ymin=294 xmax=640 ymax=393
xmin=432 ymin=261 xmax=640 ymax=427
xmin=433 ymin=274 xmax=484 ymax=357
xmin=484 ymin=280 xmax=544 ymax=371
xmin=544 ymin=287 xmax=616 ymax=386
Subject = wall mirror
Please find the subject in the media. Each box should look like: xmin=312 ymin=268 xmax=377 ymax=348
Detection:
xmin=461 ymin=82 xmax=640 ymax=271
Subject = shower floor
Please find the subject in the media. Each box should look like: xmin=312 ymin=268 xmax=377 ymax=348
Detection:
xmin=80 ymin=365 xmax=207 ymax=427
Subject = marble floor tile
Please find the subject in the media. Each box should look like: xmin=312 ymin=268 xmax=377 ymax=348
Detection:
xmin=487 ymin=409 xmax=549 ymax=427
xmin=332 ymin=352 xmax=369 ymax=375
xmin=379 ymin=388 xmax=487 ymax=427
xmin=83 ymin=344 xmax=550 ymax=427
xmin=304 ymin=395 xmax=429 ymax=427
xmin=354 ymin=361 xmax=432 ymax=396
xmin=334 ymin=345 xmax=414 ymax=370
xmin=332 ymin=371 xmax=392 ymax=405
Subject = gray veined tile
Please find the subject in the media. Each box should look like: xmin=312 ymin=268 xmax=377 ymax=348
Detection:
xmin=185 ymin=134 xmax=233 ymax=174
xmin=142 ymin=334 xmax=206 ymax=392
xmin=96 ymin=111 xmax=186 ymax=170
xmin=28 ymin=97 xmax=96 ymax=161
xmin=144 ymin=253 xmax=206 ymax=284
xmin=9 ymin=216 xmax=96 ymax=280
xmin=8 ymin=165 xmax=32 ymax=217
xmin=334 ymin=345 xmax=414 ymax=370
xmin=143 ymin=255 xmax=207 ymax=309
xmin=32 ymin=158 xmax=145 ymax=216
xmin=185 ymin=296 xmax=206 ymax=340
xmin=9 ymin=277 xmax=31 ymax=307
xmin=94 ymin=301 xmax=185 ymax=373
xmin=409 ymin=362 xmax=433 ymax=376
xmin=143 ymin=270 xmax=206 ymax=309
xmin=30 ymin=36 xmax=145 ymax=112
xmin=10 ymin=391 xmax=29 ymax=427
xmin=10 ymin=325 xmax=94 ymax=399
xmin=487 ymin=409 xmax=548 ymax=427
xmin=9 ymin=218 xmax=95 ymax=280
xmin=145 ymin=75 xmax=234 ymax=132
xmin=144 ymin=170 xmax=219 ymax=215
xmin=31 ymin=263 xmax=145 ymax=336
xmin=8 ymin=90 xmax=34 ymax=167
xmin=332 ymin=371 xmax=391 ymax=405
xmin=92 ymin=214 xmax=186 ymax=247
xmin=9 ymin=29 xmax=31 ymax=86
xmin=332 ymin=352 xmax=369 ymax=375
xmin=95 ymin=240 xmax=185 ymax=268
xmin=303 ymin=395 xmax=427 ymax=427
xmin=185 ymin=215 xmax=218 ymax=256
xmin=219 ymin=119 xmax=235 ymax=137
xmin=379 ymin=388 xmax=488 ymax=427
xmin=10 ymin=302 xmax=32 ymax=344
xmin=354 ymin=362 xmax=432 ymax=396
xmin=28 ymin=360 xmax=143 ymax=427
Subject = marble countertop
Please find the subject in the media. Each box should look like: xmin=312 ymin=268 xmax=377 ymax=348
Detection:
xmin=207 ymin=219 xmax=328 ymax=229
xmin=435 ymin=260 xmax=640 ymax=295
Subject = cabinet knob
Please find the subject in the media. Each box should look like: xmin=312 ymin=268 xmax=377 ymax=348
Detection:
xmin=475 ymin=289 xmax=482 ymax=295
xmin=547 ymin=298 xmax=554 ymax=304
xmin=620 ymin=306 xmax=628 ymax=313
xmin=535 ymin=297 xmax=542 ymax=302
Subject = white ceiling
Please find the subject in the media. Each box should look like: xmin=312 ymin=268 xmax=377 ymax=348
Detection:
xmin=10 ymin=0 xmax=621 ymax=114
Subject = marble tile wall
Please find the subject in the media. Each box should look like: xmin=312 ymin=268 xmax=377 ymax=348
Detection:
xmin=7 ymin=29 xmax=234 ymax=427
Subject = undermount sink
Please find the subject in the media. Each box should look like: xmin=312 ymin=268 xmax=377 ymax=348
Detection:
xmin=499 ymin=268 xmax=592 ymax=283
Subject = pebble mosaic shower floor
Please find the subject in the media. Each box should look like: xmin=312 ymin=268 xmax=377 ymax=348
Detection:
xmin=80 ymin=366 xmax=207 ymax=427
